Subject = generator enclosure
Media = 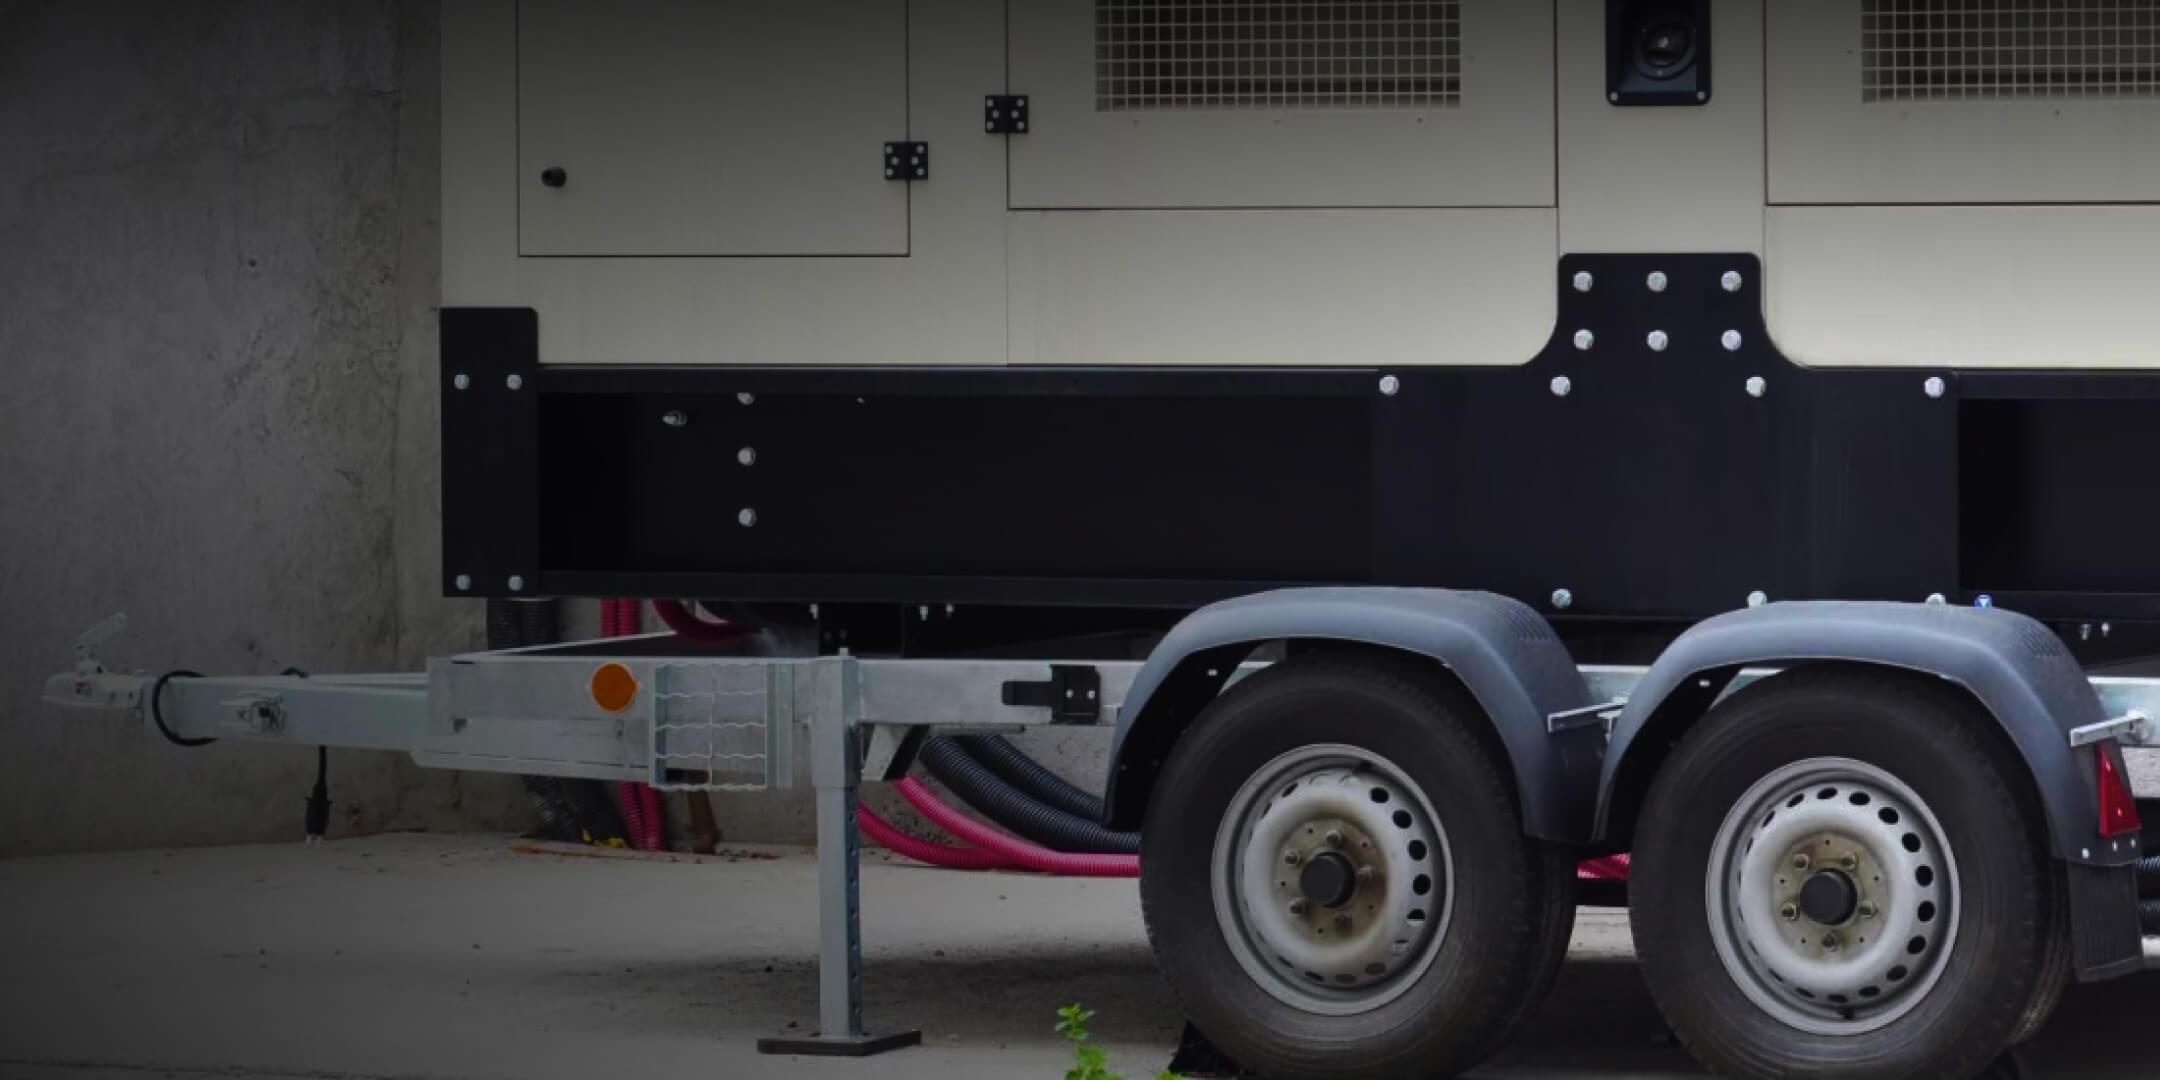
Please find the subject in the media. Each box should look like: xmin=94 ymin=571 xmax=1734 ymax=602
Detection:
xmin=439 ymin=1 xmax=2160 ymax=631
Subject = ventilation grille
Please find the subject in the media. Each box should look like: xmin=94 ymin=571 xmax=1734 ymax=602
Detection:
xmin=1863 ymin=1 xmax=2160 ymax=102
xmin=1095 ymin=1 xmax=1462 ymax=111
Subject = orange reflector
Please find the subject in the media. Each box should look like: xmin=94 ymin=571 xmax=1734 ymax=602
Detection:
xmin=589 ymin=662 xmax=639 ymax=714
xmin=2097 ymin=748 xmax=2141 ymax=839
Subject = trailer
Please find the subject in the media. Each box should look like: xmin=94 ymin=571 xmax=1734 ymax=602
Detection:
xmin=47 ymin=1 xmax=2160 ymax=1076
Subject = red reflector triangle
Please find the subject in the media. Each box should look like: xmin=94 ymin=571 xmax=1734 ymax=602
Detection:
xmin=2098 ymin=749 xmax=2142 ymax=839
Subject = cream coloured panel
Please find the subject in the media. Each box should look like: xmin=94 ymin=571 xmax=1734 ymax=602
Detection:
xmin=1767 ymin=0 xmax=2160 ymax=204
xmin=1766 ymin=205 xmax=2160 ymax=368
xmin=1556 ymin=0 xmax=1765 ymax=254
xmin=516 ymin=1 xmax=908 ymax=256
xmin=1009 ymin=0 xmax=1555 ymax=208
xmin=443 ymin=1 xmax=1006 ymax=365
xmin=1008 ymin=209 xmax=1557 ymax=366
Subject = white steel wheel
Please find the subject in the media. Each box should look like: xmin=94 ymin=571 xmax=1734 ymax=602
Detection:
xmin=1211 ymin=745 xmax=1454 ymax=1014
xmin=1137 ymin=653 xmax=1576 ymax=1080
xmin=1631 ymin=668 xmax=2061 ymax=1080
xmin=1704 ymin=757 xmax=1957 ymax=1034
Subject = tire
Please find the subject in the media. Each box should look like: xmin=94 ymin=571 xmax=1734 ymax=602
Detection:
xmin=2008 ymin=884 xmax=2071 ymax=1047
xmin=1630 ymin=667 xmax=2056 ymax=1080
xmin=1139 ymin=653 xmax=1575 ymax=1079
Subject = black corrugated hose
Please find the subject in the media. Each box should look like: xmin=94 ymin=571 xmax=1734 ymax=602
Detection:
xmin=917 ymin=737 xmax=1138 ymax=855
xmin=951 ymin=734 xmax=1106 ymax=821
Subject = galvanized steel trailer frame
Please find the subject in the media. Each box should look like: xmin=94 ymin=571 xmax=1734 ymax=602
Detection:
xmin=42 ymin=614 xmax=2160 ymax=1055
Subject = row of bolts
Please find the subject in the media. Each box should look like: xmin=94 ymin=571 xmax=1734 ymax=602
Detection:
xmin=1375 ymin=268 xmax=1950 ymax=404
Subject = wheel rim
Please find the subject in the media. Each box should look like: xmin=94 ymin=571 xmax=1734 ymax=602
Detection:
xmin=1210 ymin=744 xmax=1454 ymax=1015
xmin=1704 ymin=757 xmax=1960 ymax=1035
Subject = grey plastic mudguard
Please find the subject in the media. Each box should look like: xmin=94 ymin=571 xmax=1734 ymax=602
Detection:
xmin=1595 ymin=601 xmax=2136 ymax=867
xmin=1103 ymin=588 xmax=1600 ymax=841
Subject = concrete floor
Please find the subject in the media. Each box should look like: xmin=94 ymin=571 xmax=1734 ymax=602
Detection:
xmin=1 ymin=834 xmax=2155 ymax=1080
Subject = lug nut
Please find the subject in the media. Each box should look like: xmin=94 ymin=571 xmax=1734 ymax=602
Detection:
xmin=1324 ymin=830 xmax=1344 ymax=848
xmin=1780 ymin=903 xmax=1799 ymax=922
xmin=1823 ymin=932 xmax=1840 ymax=950
xmin=1333 ymin=912 xmax=1353 ymax=930
xmin=1356 ymin=865 xmax=1376 ymax=883
xmin=1839 ymin=853 xmax=1859 ymax=872
xmin=1791 ymin=853 xmax=1811 ymax=871
xmin=1288 ymin=898 xmax=1308 ymax=916
xmin=1857 ymin=901 xmax=1878 ymax=919
xmin=1283 ymin=850 xmax=1301 ymax=866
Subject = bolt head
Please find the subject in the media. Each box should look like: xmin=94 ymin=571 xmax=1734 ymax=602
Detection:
xmin=1283 ymin=850 xmax=1302 ymax=866
xmin=454 ymin=574 xmax=472 ymax=591
xmin=1721 ymin=270 xmax=1744 ymax=293
xmin=1551 ymin=588 xmax=1574 ymax=610
xmin=737 ymin=446 xmax=757 ymax=467
xmin=505 ymin=373 xmax=523 ymax=391
xmin=1355 ymin=864 xmax=1376 ymax=882
xmin=1550 ymin=375 xmax=1572 ymax=398
xmin=452 ymin=373 xmax=470 ymax=390
xmin=737 ymin=508 xmax=757 ymax=528
xmin=1780 ymin=903 xmax=1799 ymax=922
xmin=737 ymin=391 xmax=756 ymax=405
xmin=1822 ymin=931 xmax=1840 ymax=950
xmin=662 ymin=409 xmax=687 ymax=427
xmin=1924 ymin=376 xmax=1946 ymax=399
xmin=1572 ymin=270 xmax=1594 ymax=293
xmin=1721 ymin=329 xmax=1744 ymax=352
xmin=1324 ymin=830 xmax=1344 ymax=848
xmin=1747 ymin=590 xmax=1768 ymax=608
xmin=1746 ymin=376 xmax=1767 ymax=398
xmin=1839 ymin=853 xmax=1859 ymax=871
xmin=1646 ymin=271 xmax=1668 ymax=293
xmin=1288 ymin=898 xmax=1308 ymax=916
xmin=1646 ymin=330 xmax=1670 ymax=352
xmin=507 ymin=575 xmax=524 ymax=593
xmin=1857 ymin=901 xmax=1878 ymax=919
xmin=1573 ymin=328 xmax=1595 ymax=351
xmin=1378 ymin=374 xmax=1400 ymax=396
xmin=1791 ymin=853 xmax=1811 ymax=871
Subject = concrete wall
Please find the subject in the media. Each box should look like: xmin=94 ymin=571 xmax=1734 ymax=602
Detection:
xmin=0 ymin=0 xmax=527 ymax=857
xmin=0 ymin=1 xmax=1113 ymax=856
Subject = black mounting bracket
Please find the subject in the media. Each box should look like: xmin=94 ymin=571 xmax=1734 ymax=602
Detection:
xmin=883 ymin=141 xmax=927 ymax=181
xmin=984 ymin=95 xmax=1029 ymax=134
xmin=1001 ymin=665 xmax=1101 ymax=723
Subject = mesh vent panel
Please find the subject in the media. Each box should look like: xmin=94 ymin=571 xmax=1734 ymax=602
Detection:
xmin=1096 ymin=1 xmax=1462 ymax=110
xmin=1862 ymin=1 xmax=2160 ymax=101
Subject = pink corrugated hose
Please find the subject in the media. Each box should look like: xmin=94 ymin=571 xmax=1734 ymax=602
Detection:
xmin=856 ymin=804 xmax=1017 ymax=871
xmin=891 ymin=777 xmax=1138 ymax=877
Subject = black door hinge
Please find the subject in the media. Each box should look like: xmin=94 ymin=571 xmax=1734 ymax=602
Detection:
xmin=884 ymin=141 xmax=928 ymax=181
xmin=985 ymin=94 xmax=1029 ymax=134
xmin=1001 ymin=664 xmax=1100 ymax=723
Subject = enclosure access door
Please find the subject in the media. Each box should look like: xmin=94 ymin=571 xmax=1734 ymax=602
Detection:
xmin=516 ymin=0 xmax=909 ymax=256
xmin=1009 ymin=0 xmax=1555 ymax=208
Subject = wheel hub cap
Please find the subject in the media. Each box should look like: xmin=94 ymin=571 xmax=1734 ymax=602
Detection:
xmin=1299 ymin=851 xmax=1358 ymax=908
xmin=1797 ymin=870 xmax=1859 ymax=926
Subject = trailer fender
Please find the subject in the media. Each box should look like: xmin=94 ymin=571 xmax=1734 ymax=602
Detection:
xmin=1595 ymin=601 xmax=2134 ymax=867
xmin=1103 ymin=588 xmax=1601 ymax=841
